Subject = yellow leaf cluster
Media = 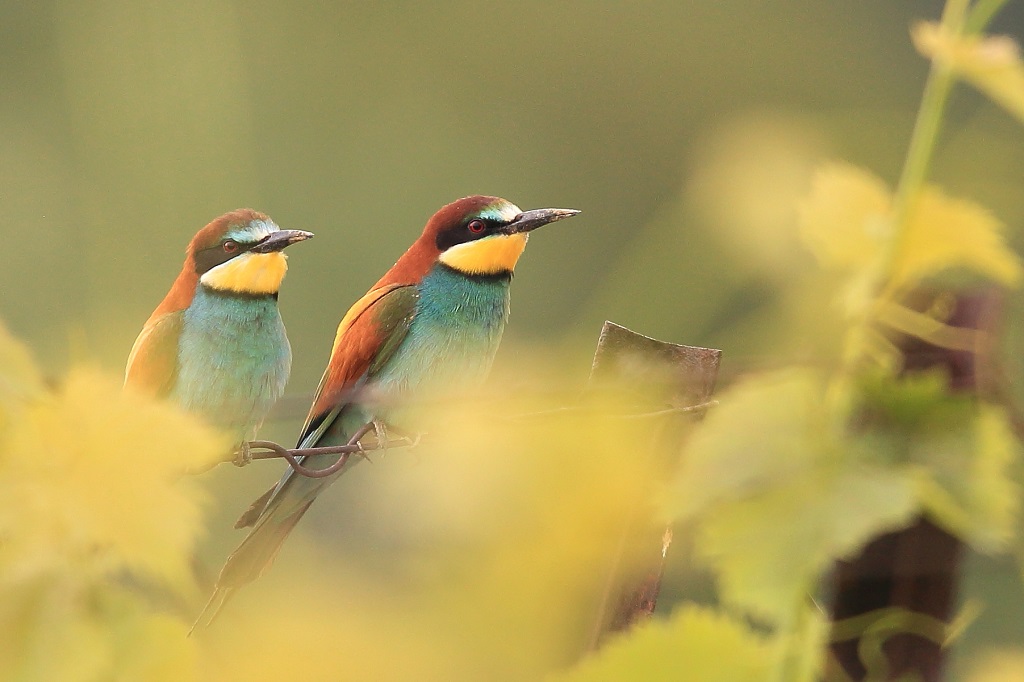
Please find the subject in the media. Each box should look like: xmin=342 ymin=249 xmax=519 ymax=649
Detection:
xmin=553 ymin=606 xmax=773 ymax=682
xmin=799 ymin=163 xmax=1021 ymax=318
xmin=187 ymin=374 xmax=671 ymax=679
xmin=914 ymin=21 xmax=1024 ymax=125
xmin=0 ymin=323 xmax=683 ymax=680
xmin=894 ymin=187 xmax=1022 ymax=289
xmin=0 ymin=368 xmax=226 ymax=588
xmin=0 ymin=323 xmax=220 ymax=680
xmin=798 ymin=162 xmax=892 ymax=274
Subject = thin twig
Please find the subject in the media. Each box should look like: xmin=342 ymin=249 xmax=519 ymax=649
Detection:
xmin=246 ymin=422 xmax=377 ymax=479
xmin=235 ymin=402 xmax=718 ymax=478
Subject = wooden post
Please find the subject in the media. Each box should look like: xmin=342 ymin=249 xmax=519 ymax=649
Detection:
xmin=586 ymin=321 xmax=721 ymax=648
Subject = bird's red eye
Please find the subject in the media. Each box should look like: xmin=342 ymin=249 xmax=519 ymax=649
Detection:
xmin=468 ymin=219 xmax=486 ymax=234
xmin=222 ymin=240 xmax=239 ymax=253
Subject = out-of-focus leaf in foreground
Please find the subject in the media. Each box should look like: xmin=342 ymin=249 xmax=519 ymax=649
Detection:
xmin=552 ymin=606 xmax=772 ymax=682
xmin=914 ymin=21 xmax=1024 ymax=125
xmin=798 ymin=162 xmax=892 ymax=276
xmin=196 ymin=371 xmax=664 ymax=679
xmin=857 ymin=373 xmax=1021 ymax=553
xmin=665 ymin=370 xmax=917 ymax=624
xmin=895 ymin=186 xmax=1022 ymax=290
xmin=0 ymin=321 xmax=221 ymax=681
xmin=0 ymin=368 xmax=226 ymax=589
xmin=799 ymin=163 xmax=1021 ymax=314
xmin=0 ymin=326 xmax=673 ymax=680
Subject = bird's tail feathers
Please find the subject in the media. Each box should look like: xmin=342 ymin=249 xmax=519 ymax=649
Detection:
xmin=234 ymin=485 xmax=276 ymax=529
xmin=192 ymin=502 xmax=312 ymax=630
xmin=189 ymin=586 xmax=236 ymax=635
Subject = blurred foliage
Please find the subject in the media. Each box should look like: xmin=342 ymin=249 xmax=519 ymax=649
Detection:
xmin=0 ymin=323 xmax=220 ymax=680
xmin=915 ymin=19 xmax=1024 ymax=124
xmin=0 ymin=320 xmax=670 ymax=680
xmin=554 ymin=606 xmax=779 ymax=682
xmin=649 ymin=1 xmax=1024 ymax=679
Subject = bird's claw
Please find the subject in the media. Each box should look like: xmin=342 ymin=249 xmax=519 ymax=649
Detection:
xmin=371 ymin=419 xmax=390 ymax=452
xmin=370 ymin=420 xmax=423 ymax=450
xmin=232 ymin=442 xmax=253 ymax=467
xmin=394 ymin=431 xmax=424 ymax=448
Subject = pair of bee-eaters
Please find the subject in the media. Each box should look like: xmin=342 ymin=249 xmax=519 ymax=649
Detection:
xmin=124 ymin=196 xmax=579 ymax=625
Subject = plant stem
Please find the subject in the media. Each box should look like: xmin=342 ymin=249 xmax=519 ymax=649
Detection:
xmin=881 ymin=0 xmax=970 ymax=282
xmin=965 ymin=0 xmax=1012 ymax=34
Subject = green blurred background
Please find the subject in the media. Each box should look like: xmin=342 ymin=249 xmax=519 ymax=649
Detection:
xmin=2 ymin=0 xmax=1021 ymax=382
xmin=3 ymin=0 xmax=1024 ymax=674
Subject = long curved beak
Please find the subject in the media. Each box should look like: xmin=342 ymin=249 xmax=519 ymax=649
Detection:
xmin=502 ymin=208 xmax=581 ymax=235
xmin=252 ymin=229 xmax=315 ymax=253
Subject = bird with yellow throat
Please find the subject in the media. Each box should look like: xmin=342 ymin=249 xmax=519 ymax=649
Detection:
xmin=125 ymin=209 xmax=312 ymax=460
xmin=196 ymin=195 xmax=578 ymax=624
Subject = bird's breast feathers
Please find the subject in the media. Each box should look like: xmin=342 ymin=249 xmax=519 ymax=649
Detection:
xmin=174 ymin=291 xmax=292 ymax=439
xmin=200 ymin=251 xmax=289 ymax=295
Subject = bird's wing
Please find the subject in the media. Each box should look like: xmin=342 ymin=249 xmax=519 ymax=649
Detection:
xmin=123 ymin=311 xmax=183 ymax=398
xmin=296 ymin=283 xmax=420 ymax=447
xmin=213 ymin=282 xmax=420 ymax=615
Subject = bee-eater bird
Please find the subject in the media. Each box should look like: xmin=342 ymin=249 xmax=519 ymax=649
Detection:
xmin=196 ymin=195 xmax=579 ymax=625
xmin=124 ymin=209 xmax=312 ymax=455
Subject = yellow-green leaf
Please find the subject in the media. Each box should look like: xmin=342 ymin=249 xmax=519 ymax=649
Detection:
xmin=854 ymin=373 xmax=1021 ymax=552
xmin=0 ymin=368 xmax=229 ymax=590
xmin=665 ymin=370 xmax=832 ymax=523
xmin=893 ymin=185 xmax=1022 ymax=289
xmin=913 ymin=405 xmax=1021 ymax=552
xmin=666 ymin=370 xmax=918 ymax=625
xmin=797 ymin=161 xmax=1022 ymax=298
xmin=914 ymin=21 xmax=1024 ymax=125
xmin=797 ymin=162 xmax=892 ymax=273
xmin=0 ymin=570 xmax=110 ymax=682
xmin=553 ymin=606 xmax=772 ymax=682
xmin=700 ymin=463 xmax=916 ymax=624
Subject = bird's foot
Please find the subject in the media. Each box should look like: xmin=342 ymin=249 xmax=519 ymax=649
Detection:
xmin=232 ymin=441 xmax=253 ymax=467
xmin=393 ymin=430 xmax=425 ymax=448
xmin=371 ymin=419 xmax=390 ymax=452
xmin=371 ymin=420 xmax=423 ymax=450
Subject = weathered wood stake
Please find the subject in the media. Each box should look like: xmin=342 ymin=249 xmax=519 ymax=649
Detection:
xmin=585 ymin=321 xmax=721 ymax=649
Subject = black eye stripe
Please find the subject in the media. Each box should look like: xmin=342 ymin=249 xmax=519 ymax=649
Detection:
xmin=435 ymin=217 xmax=502 ymax=251
xmin=193 ymin=239 xmax=256 ymax=274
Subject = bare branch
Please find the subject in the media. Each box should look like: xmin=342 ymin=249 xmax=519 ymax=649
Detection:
xmin=244 ymin=421 xmax=377 ymax=478
xmin=226 ymin=401 xmax=718 ymax=479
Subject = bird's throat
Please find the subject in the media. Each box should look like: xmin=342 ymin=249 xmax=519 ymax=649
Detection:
xmin=200 ymin=252 xmax=289 ymax=295
xmin=438 ymin=233 xmax=528 ymax=276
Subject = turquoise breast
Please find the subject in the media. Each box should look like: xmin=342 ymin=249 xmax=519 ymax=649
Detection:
xmin=297 ymin=264 xmax=511 ymax=456
xmin=174 ymin=286 xmax=292 ymax=441
xmin=265 ymin=265 xmax=511 ymax=506
xmin=367 ymin=264 xmax=511 ymax=429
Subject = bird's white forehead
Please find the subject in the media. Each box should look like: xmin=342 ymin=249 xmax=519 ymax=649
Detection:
xmin=479 ymin=201 xmax=522 ymax=223
xmin=226 ymin=219 xmax=278 ymax=243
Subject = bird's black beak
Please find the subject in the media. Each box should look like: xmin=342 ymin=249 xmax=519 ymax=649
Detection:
xmin=501 ymin=208 xmax=581 ymax=235
xmin=252 ymin=230 xmax=314 ymax=253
